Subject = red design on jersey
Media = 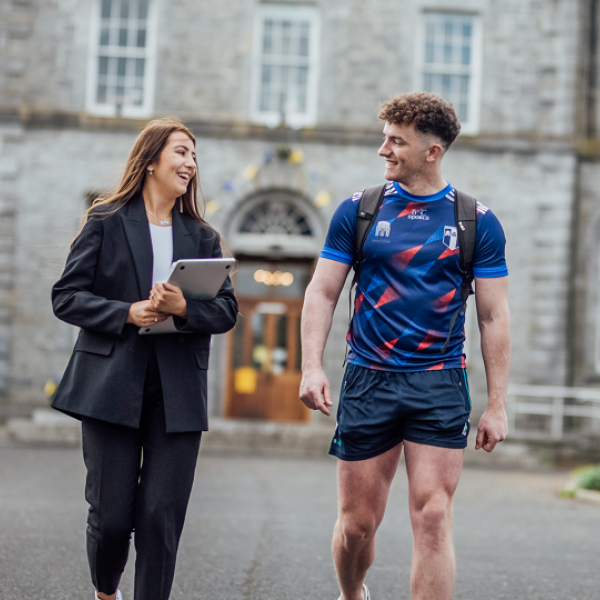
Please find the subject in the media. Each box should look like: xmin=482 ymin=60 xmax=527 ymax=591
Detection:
xmin=374 ymin=338 xmax=399 ymax=361
xmin=426 ymin=361 xmax=445 ymax=371
xmin=434 ymin=289 xmax=457 ymax=312
xmin=438 ymin=246 xmax=460 ymax=260
xmin=394 ymin=245 xmax=423 ymax=268
xmin=375 ymin=286 xmax=400 ymax=308
xmin=355 ymin=292 xmax=365 ymax=312
xmin=416 ymin=331 xmax=442 ymax=351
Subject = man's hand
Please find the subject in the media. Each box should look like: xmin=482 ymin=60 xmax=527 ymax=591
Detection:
xmin=126 ymin=300 xmax=169 ymax=328
xmin=300 ymin=369 xmax=334 ymax=416
xmin=150 ymin=282 xmax=187 ymax=318
xmin=475 ymin=407 xmax=508 ymax=452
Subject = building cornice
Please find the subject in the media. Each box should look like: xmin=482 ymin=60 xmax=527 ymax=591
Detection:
xmin=0 ymin=106 xmax=578 ymax=155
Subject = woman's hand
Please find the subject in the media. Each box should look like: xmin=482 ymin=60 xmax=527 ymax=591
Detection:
xmin=126 ymin=300 xmax=170 ymax=327
xmin=150 ymin=282 xmax=187 ymax=318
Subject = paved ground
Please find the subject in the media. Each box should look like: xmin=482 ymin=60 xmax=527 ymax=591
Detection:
xmin=0 ymin=445 xmax=598 ymax=600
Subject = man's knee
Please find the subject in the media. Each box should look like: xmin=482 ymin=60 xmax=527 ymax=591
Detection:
xmin=337 ymin=510 xmax=380 ymax=547
xmin=411 ymin=494 xmax=453 ymax=539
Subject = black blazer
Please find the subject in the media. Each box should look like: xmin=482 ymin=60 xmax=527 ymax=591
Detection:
xmin=51 ymin=194 xmax=238 ymax=432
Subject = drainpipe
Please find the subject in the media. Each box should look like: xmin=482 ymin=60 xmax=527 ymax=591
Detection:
xmin=567 ymin=0 xmax=598 ymax=385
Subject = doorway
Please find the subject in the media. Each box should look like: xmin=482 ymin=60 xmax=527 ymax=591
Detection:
xmin=226 ymin=260 xmax=313 ymax=421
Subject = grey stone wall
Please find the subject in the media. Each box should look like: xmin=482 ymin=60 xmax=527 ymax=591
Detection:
xmin=0 ymin=0 xmax=580 ymax=138
xmin=0 ymin=123 xmax=576 ymax=422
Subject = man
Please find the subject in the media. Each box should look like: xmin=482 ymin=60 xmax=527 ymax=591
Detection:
xmin=300 ymin=92 xmax=510 ymax=600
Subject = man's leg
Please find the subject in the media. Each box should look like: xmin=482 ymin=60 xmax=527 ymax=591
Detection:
xmin=333 ymin=443 xmax=403 ymax=600
xmin=404 ymin=441 xmax=463 ymax=600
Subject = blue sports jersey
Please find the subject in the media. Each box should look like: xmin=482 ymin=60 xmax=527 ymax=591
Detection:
xmin=321 ymin=182 xmax=508 ymax=372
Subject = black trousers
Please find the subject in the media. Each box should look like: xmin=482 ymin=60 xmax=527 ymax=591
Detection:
xmin=81 ymin=347 xmax=202 ymax=600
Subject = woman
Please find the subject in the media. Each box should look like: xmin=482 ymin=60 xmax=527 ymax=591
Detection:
xmin=51 ymin=118 xmax=238 ymax=600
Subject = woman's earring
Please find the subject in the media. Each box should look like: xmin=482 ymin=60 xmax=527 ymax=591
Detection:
xmin=148 ymin=169 xmax=154 ymax=175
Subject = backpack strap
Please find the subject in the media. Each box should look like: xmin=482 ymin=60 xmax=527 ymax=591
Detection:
xmin=344 ymin=183 xmax=387 ymax=365
xmin=353 ymin=183 xmax=388 ymax=272
xmin=441 ymin=189 xmax=478 ymax=353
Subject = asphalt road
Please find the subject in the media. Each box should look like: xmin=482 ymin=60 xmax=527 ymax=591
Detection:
xmin=0 ymin=445 xmax=599 ymax=600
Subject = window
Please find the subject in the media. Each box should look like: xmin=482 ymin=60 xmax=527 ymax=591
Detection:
xmin=417 ymin=12 xmax=482 ymax=135
xmin=86 ymin=0 xmax=157 ymax=118
xmin=239 ymin=201 xmax=313 ymax=236
xmin=250 ymin=4 xmax=320 ymax=128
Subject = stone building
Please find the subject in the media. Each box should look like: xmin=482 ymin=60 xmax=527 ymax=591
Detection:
xmin=0 ymin=0 xmax=596 ymax=429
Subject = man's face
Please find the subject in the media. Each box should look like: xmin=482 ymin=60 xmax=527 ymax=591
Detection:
xmin=377 ymin=122 xmax=433 ymax=184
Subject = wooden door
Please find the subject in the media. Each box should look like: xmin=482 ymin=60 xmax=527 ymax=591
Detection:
xmin=226 ymin=298 xmax=309 ymax=421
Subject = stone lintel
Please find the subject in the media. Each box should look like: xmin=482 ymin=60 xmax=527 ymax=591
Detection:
xmin=0 ymin=106 xmax=578 ymax=155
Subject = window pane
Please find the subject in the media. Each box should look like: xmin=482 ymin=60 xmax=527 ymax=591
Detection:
xmin=119 ymin=27 xmax=128 ymax=46
xmin=133 ymin=85 xmax=144 ymax=105
xmin=296 ymin=66 xmax=308 ymax=112
xmin=117 ymin=57 xmax=127 ymax=76
xmin=138 ymin=0 xmax=148 ymax=20
xmin=263 ymin=20 xmax=273 ymax=54
xmin=233 ymin=315 xmax=245 ymax=369
xmin=120 ymin=1 xmax=130 ymax=19
xmin=97 ymin=84 xmax=107 ymax=103
xmin=460 ymin=74 xmax=470 ymax=93
xmin=444 ymin=41 xmax=452 ymax=63
xmin=281 ymin=20 xmax=292 ymax=55
xmin=261 ymin=64 xmax=271 ymax=84
xmin=462 ymin=44 xmax=470 ymax=66
xmin=425 ymin=41 xmax=434 ymax=63
xmin=99 ymin=56 xmax=109 ymax=75
xmin=101 ymin=0 xmax=112 ymax=19
xmin=100 ymin=27 xmax=110 ymax=46
xmin=444 ymin=17 xmax=453 ymax=38
xmin=299 ymin=22 xmax=310 ymax=56
xmin=135 ymin=58 xmax=145 ymax=77
xmin=252 ymin=313 xmax=265 ymax=369
xmin=137 ymin=28 xmax=146 ymax=47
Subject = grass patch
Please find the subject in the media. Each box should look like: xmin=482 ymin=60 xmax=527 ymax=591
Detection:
xmin=561 ymin=465 xmax=600 ymax=498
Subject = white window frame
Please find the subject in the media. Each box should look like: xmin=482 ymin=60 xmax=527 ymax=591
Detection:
xmin=414 ymin=11 xmax=483 ymax=136
xmin=85 ymin=0 xmax=158 ymax=118
xmin=250 ymin=4 xmax=320 ymax=129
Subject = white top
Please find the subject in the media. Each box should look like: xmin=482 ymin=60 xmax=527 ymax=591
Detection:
xmin=149 ymin=224 xmax=174 ymax=286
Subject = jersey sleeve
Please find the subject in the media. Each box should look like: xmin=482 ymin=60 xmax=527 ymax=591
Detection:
xmin=473 ymin=208 xmax=509 ymax=278
xmin=320 ymin=196 xmax=358 ymax=265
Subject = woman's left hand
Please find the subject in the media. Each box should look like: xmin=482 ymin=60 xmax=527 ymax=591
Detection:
xmin=150 ymin=282 xmax=187 ymax=318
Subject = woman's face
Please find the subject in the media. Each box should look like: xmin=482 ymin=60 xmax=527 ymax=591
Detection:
xmin=149 ymin=131 xmax=197 ymax=198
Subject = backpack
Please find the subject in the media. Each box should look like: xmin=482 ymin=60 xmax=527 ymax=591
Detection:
xmin=349 ymin=183 xmax=477 ymax=355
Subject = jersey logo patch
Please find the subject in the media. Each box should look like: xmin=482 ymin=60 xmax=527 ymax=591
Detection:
xmin=443 ymin=226 xmax=458 ymax=250
xmin=375 ymin=221 xmax=391 ymax=238
xmin=408 ymin=209 xmax=430 ymax=221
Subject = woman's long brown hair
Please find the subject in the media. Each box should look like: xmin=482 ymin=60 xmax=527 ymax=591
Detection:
xmin=73 ymin=117 xmax=208 ymax=246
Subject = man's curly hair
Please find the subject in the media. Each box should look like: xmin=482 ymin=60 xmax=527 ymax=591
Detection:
xmin=378 ymin=92 xmax=461 ymax=149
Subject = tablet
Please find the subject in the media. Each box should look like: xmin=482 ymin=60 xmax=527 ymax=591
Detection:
xmin=138 ymin=258 xmax=235 ymax=335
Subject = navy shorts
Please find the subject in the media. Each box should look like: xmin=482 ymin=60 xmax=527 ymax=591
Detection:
xmin=329 ymin=364 xmax=472 ymax=461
